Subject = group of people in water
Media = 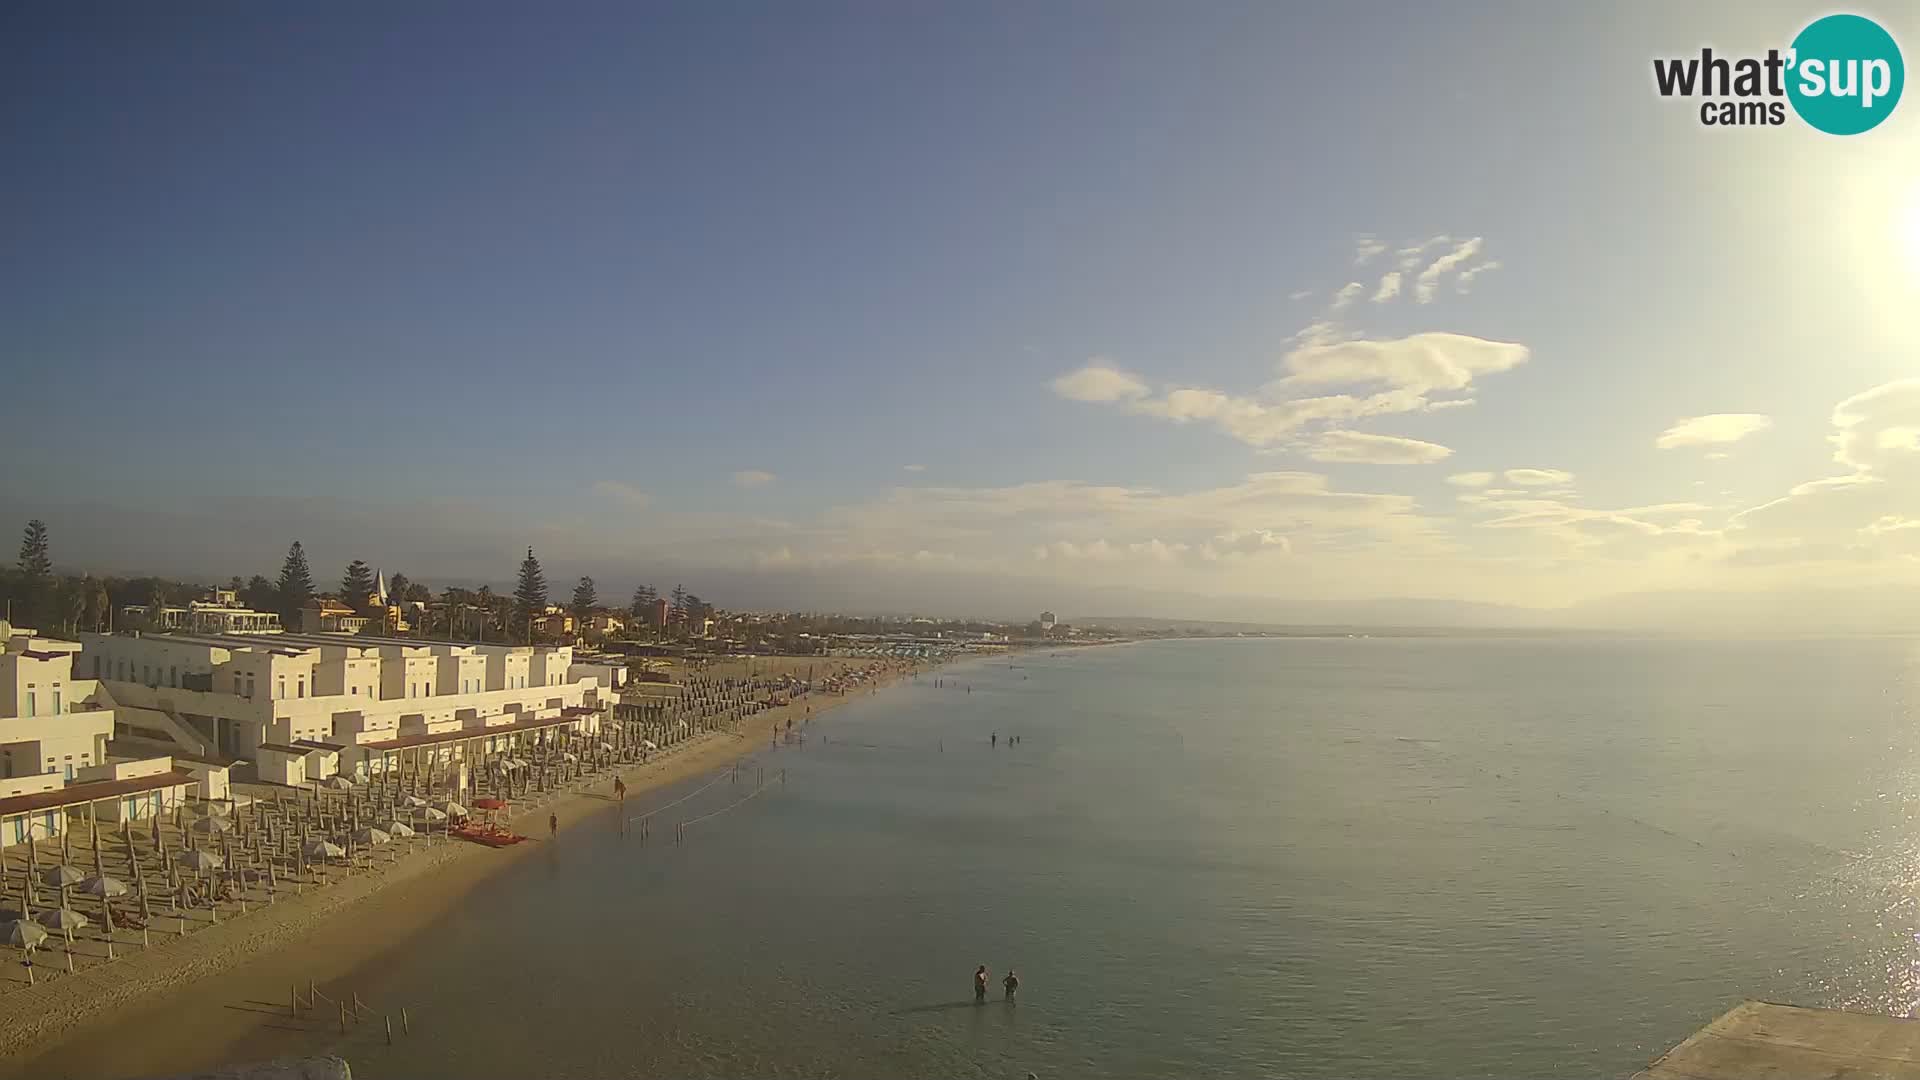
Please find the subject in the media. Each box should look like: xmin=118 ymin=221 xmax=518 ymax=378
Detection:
xmin=974 ymin=964 xmax=1019 ymax=1002
xmin=990 ymin=732 xmax=1021 ymax=747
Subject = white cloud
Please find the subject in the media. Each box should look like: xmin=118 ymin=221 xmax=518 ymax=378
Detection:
xmin=1414 ymin=237 xmax=1483 ymax=303
xmin=902 ymin=464 xmax=927 ymax=473
xmin=1655 ymin=413 xmax=1772 ymax=449
xmin=1308 ymin=430 xmax=1453 ymax=465
xmin=589 ymin=480 xmax=650 ymax=508
xmin=1396 ymin=235 xmax=1450 ymax=271
xmin=1057 ymin=332 xmax=1529 ymax=451
xmin=1447 ymin=472 xmax=1495 ymax=487
xmin=732 ymin=470 xmax=776 ymax=489
xmin=1504 ymin=468 xmax=1573 ymax=487
xmin=1454 ymin=260 xmax=1502 ymax=294
xmin=1278 ymin=332 xmax=1530 ymax=396
xmin=1288 ymin=288 xmax=1314 ymax=302
xmin=1328 ymin=281 xmax=1365 ymax=312
xmin=1354 ymin=235 xmax=1387 ymax=266
xmin=1051 ymin=362 xmax=1149 ymax=403
xmin=1371 ymin=271 xmax=1402 ymax=303
xmin=1831 ymin=379 xmax=1920 ymax=471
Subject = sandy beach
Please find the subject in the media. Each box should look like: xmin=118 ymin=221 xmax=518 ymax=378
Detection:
xmin=0 ymin=653 xmax=935 ymax=1080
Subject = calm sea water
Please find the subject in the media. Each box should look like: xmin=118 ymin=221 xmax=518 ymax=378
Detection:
xmin=195 ymin=638 xmax=1920 ymax=1076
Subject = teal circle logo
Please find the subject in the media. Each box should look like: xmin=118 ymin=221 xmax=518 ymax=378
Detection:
xmin=1787 ymin=14 xmax=1904 ymax=134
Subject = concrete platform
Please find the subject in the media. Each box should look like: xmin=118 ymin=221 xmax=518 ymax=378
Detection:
xmin=1637 ymin=1001 xmax=1920 ymax=1080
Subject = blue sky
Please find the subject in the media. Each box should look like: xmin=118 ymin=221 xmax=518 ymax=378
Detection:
xmin=4 ymin=3 xmax=1919 ymax=626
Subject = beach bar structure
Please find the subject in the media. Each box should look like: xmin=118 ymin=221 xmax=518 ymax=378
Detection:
xmin=0 ymin=765 xmax=194 ymax=848
xmin=1635 ymin=1001 xmax=1920 ymax=1079
xmin=359 ymin=708 xmax=603 ymax=798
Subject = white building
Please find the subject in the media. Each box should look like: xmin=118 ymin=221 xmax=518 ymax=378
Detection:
xmin=0 ymin=621 xmax=117 ymax=784
xmin=122 ymin=593 xmax=282 ymax=634
xmin=76 ymin=630 xmax=607 ymax=779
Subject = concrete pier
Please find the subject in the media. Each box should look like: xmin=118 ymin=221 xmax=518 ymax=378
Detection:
xmin=1636 ymin=1001 xmax=1920 ymax=1079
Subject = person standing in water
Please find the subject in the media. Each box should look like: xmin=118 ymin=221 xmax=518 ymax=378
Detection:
xmin=991 ymin=732 xmax=997 ymax=747
xmin=1003 ymin=969 xmax=1020 ymax=1001
xmin=974 ymin=964 xmax=991 ymax=1002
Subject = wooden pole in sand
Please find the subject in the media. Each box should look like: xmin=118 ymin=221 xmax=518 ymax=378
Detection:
xmin=90 ymin=811 xmax=116 ymax=959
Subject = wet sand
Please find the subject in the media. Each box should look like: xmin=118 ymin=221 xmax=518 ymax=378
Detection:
xmin=0 ymin=654 xmax=932 ymax=1080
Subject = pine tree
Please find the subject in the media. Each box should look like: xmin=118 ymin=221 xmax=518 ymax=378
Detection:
xmin=630 ymin=584 xmax=657 ymax=617
xmin=670 ymin=584 xmax=687 ymax=618
xmin=571 ymin=576 xmax=597 ymax=624
xmin=513 ymin=547 xmax=547 ymax=640
xmin=341 ymin=560 xmax=376 ymax=610
xmin=17 ymin=519 xmax=51 ymax=577
xmin=241 ymin=575 xmax=276 ymax=612
xmin=276 ymin=541 xmax=315 ymax=616
xmin=388 ymin=572 xmax=412 ymax=604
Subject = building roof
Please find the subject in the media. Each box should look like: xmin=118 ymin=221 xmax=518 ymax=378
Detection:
xmin=255 ymin=742 xmax=309 ymax=754
xmin=361 ymin=711 xmax=594 ymax=752
xmin=293 ymin=739 xmax=346 ymax=752
xmin=0 ymin=770 xmax=195 ymax=819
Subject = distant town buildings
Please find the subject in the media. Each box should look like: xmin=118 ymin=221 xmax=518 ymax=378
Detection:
xmin=122 ymin=588 xmax=283 ymax=635
xmin=1039 ymin=611 xmax=1057 ymax=631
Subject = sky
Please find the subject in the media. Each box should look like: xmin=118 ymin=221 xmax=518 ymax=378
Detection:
xmin=3 ymin=2 xmax=1919 ymax=628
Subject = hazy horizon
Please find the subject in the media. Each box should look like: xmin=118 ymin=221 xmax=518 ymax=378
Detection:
xmin=6 ymin=3 xmax=1919 ymax=632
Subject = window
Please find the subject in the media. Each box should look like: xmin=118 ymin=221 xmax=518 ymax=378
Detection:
xmin=24 ymin=692 xmax=35 ymax=718
xmin=52 ymin=690 xmax=61 ymax=714
xmin=246 ymin=675 xmax=256 ymax=699
xmin=234 ymin=675 xmax=244 ymax=695
xmin=170 ymin=666 xmax=178 ymax=687
xmin=297 ymin=677 xmax=306 ymax=698
xmin=351 ymin=686 xmax=358 ymax=696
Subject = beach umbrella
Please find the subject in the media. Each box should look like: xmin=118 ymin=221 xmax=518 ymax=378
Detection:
xmin=597 ymin=742 xmax=615 ymax=753
xmin=415 ymin=806 xmax=448 ymax=823
xmin=79 ymin=875 xmax=129 ymax=898
xmin=438 ymin=801 xmax=469 ymax=819
xmin=560 ymin=752 xmax=578 ymax=763
xmin=176 ymin=849 xmax=225 ymax=872
xmin=191 ymin=815 xmax=233 ymax=835
xmin=352 ymin=827 xmax=391 ymax=847
xmin=303 ymin=840 xmax=345 ymax=860
xmin=34 ymin=907 xmax=87 ymax=933
xmin=401 ymin=794 xmax=428 ymax=808
xmin=2 ymin=920 xmax=47 ymax=950
xmin=641 ymin=739 xmax=658 ymax=751
xmin=320 ymin=776 xmax=355 ymax=792
xmin=41 ymin=864 xmax=85 ymax=889
xmin=380 ymin=820 xmax=416 ymax=838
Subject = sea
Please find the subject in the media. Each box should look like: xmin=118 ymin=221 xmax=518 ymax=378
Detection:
xmin=63 ymin=637 xmax=1920 ymax=1076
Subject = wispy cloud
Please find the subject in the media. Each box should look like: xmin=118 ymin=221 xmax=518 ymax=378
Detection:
xmin=1354 ymin=234 xmax=1388 ymax=266
xmin=902 ymin=464 xmax=927 ymax=473
xmin=589 ymin=480 xmax=651 ymax=508
xmin=1447 ymin=471 xmax=1495 ymax=487
xmin=1415 ymin=237 xmax=1483 ymax=303
xmin=1051 ymin=362 xmax=1149 ymax=403
xmin=1053 ymin=333 xmax=1529 ymax=450
xmin=1307 ymin=430 xmax=1453 ymax=465
xmin=1655 ymin=413 xmax=1772 ymax=449
xmin=1504 ymin=468 xmax=1573 ymax=487
xmin=1371 ymin=271 xmax=1402 ymax=303
xmin=732 ymin=470 xmax=776 ymax=489
xmin=1328 ymin=281 xmax=1365 ymax=312
xmin=1454 ymin=260 xmax=1502 ymax=294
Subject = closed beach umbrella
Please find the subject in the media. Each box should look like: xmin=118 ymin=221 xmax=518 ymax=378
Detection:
xmin=381 ymin=820 xmax=416 ymax=838
xmin=34 ymin=907 xmax=87 ymax=932
xmin=304 ymin=840 xmax=345 ymax=859
xmin=41 ymin=864 xmax=85 ymax=889
xmin=79 ymin=875 xmax=129 ymax=898
xmin=176 ymin=849 xmax=225 ymax=872
xmin=352 ymin=827 xmax=391 ymax=846
xmin=2 ymin=919 xmax=48 ymax=950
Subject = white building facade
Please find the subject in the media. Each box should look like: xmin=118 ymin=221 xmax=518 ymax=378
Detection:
xmin=77 ymin=631 xmax=607 ymax=778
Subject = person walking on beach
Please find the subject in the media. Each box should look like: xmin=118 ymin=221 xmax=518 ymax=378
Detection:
xmin=1003 ymin=969 xmax=1020 ymax=1001
xmin=974 ymin=964 xmax=991 ymax=1003
xmin=613 ymin=777 xmax=626 ymax=803
xmin=549 ymin=812 xmax=558 ymax=839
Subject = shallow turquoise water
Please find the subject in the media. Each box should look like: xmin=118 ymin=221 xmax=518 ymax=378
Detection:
xmin=196 ymin=637 xmax=1920 ymax=1076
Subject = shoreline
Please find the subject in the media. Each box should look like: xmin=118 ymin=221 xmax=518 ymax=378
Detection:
xmin=0 ymin=654 xmax=945 ymax=1078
